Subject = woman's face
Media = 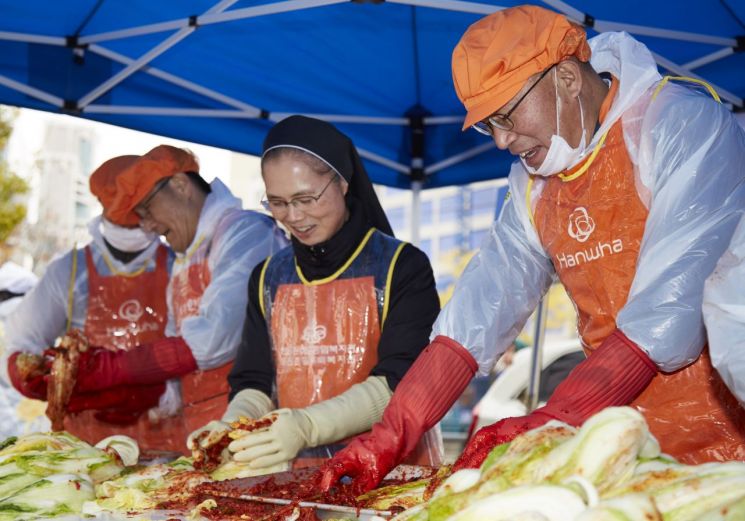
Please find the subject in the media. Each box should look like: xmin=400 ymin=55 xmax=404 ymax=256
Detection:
xmin=262 ymin=154 xmax=349 ymax=246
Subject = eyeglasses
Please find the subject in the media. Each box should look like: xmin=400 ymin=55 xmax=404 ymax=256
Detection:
xmin=261 ymin=175 xmax=338 ymax=214
xmin=135 ymin=177 xmax=170 ymax=220
xmin=472 ymin=64 xmax=555 ymax=135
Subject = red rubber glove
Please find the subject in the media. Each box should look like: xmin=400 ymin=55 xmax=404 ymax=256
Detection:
xmin=68 ymin=382 xmax=166 ymax=426
xmin=6 ymin=351 xmax=51 ymax=400
xmin=74 ymin=337 xmax=197 ymax=392
xmin=67 ymin=382 xmax=166 ymax=414
xmin=453 ymin=329 xmax=658 ymax=470
xmin=319 ymin=336 xmax=478 ymax=495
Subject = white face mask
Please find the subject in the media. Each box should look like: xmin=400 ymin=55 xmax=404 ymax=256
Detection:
xmin=102 ymin=218 xmax=158 ymax=253
xmin=523 ymin=68 xmax=587 ymax=177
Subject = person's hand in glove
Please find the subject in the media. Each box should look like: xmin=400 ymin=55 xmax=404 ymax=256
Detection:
xmin=6 ymin=350 xmax=56 ymax=399
xmin=453 ymin=329 xmax=658 ymax=471
xmin=229 ymin=409 xmax=308 ymax=469
xmin=73 ymin=337 xmax=197 ymax=392
xmin=452 ymin=413 xmax=553 ymax=471
xmin=186 ymin=420 xmax=232 ymax=451
xmin=229 ymin=375 xmax=394 ymax=472
xmin=186 ymin=388 xmax=275 ymax=451
xmin=318 ymin=337 xmax=478 ymax=495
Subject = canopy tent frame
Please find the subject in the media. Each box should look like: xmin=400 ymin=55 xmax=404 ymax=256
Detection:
xmin=0 ymin=0 xmax=742 ymax=188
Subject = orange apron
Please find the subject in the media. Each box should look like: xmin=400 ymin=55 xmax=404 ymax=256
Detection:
xmin=533 ymin=117 xmax=745 ymax=463
xmin=263 ymin=229 xmax=443 ymax=468
xmin=64 ymin=245 xmax=184 ymax=451
xmin=171 ymin=238 xmax=234 ymax=441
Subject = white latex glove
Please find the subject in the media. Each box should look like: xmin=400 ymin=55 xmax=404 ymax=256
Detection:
xmin=228 ymin=376 xmax=392 ymax=469
xmin=222 ymin=388 xmax=274 ymax=423
xmin=186 ymin=419 xmax=231 ymax=451
xmin=229 ymin=409 xmax=308 ymax=469
xmin=185 ymin=388 xmax=274 ymax=450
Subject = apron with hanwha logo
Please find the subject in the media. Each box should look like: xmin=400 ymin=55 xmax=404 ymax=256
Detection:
xmin=63 ymin=244 xmax=180 ymax=450
xmin=531 ymin=103 xmax=745 ymax=463
xmin=262 ymin=228 xmax=443 ymax=468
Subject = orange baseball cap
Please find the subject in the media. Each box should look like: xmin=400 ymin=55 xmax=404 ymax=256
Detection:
xmin=89 ymin=155 xmax=141 ymax=227
xmin=106 ymin=145 xmax=199 ymax=225
xmin=452 ymin=5 xmax=591 ymax=130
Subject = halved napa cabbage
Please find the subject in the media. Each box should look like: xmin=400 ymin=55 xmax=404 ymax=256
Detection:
xmin=0 ymin=473 xmax=94 ymax=521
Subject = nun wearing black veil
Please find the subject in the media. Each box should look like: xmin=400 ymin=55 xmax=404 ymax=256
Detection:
xmin=187 ymin=115 xmax=443 ymax=472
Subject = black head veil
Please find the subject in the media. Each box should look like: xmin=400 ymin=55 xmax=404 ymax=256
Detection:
xmin=262 ymin=115 xmax=394 ymax=237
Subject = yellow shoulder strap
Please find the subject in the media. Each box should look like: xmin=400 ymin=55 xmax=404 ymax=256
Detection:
xmin=258 ymin=256 xmax=271 ymax=318
xmin=380 ymin=241 xmax=406 ymax=331
xmin=652 ymin=75 xmax=721 ymax=103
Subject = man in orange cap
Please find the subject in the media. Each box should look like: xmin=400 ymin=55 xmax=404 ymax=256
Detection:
xmin=3 ymin=154 xmax=176 ymax=448
xmin=321 ymin=4 xmax=745 ymax=493
xmin=66 ymin=144 xmax=287 ymax=451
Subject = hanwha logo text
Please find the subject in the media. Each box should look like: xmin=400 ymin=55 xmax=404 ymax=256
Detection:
xmin=302 ymin=324 xmax=327 ymax=345
xmin=567 ymin=207 xmax=595 ymax=243
xmin=119 ymin=299 xmax=144 ymax=323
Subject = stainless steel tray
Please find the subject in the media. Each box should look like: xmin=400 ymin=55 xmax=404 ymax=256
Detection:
xmin=201 ymin=464 xmax=435 ymax=520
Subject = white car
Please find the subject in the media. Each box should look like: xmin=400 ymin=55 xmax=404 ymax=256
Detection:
xmin=471 ymin=339 xmax=583 ymax=433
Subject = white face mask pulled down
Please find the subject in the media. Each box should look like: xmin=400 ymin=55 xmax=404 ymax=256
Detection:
xmin=101 ymin=217 xmax=158 ymax=253
xmin=522 ymin=68 xmax=587 ymax=177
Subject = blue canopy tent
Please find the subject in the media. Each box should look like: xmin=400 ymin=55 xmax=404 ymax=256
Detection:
xmin=0 ymin=0 xmax=743 ymax=192
xmin=0 ymin=0 xmax=743 ymax=411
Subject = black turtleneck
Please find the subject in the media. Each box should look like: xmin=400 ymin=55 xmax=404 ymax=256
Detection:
xmin=229 ymin=201 xmax=440 ymax=399
xmin=290 ymin=200 xmax=368 ymax=280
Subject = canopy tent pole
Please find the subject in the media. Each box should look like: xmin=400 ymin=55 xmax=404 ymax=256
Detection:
xmin=388 ymin=0 xmax=503 ymax=15
xmin=408 ymin=106 xmax=427 ymax=244
xmin=541 ymin=0 xmax=737 ymax=46
xmin=90 ymin=44 xmax=264 ymax=114
xmin=357 ymin=149 xmax=410 ymax=175
xmin=683 ymin=48 xmax=736 ymax=71
xmin=651 ymin=52 xmax=743 ymax=107
xmin=411 ymin=180 xmax=422 ymax=245
xmin=424 ymin=116 xmax=466 ymax=125
xmin=78 ymin=29 xmax=200 ymax=108
xmin=425 ymin=142 xmax=496 ymax=175
xmin=84 ymin=106 xmax=260 ymax=117
xmin=90 ymin=45 xmax=413 ymax=125
xmin=527 ymin=295 xmax=549 ymax=412
xmin=78 ymin=0 xmax=239 ymax=109
xmin=0 ymin=31 xmax=65 ymax=45
xmin=0 ymin=74 xmax=63 ymax=107
xmin=79 ymin=0 xmax=348 ymax=45
xmin=278 ymin=113 xmax=408 ymax=125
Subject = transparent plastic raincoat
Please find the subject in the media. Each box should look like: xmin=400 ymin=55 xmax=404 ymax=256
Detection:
xmin=2 ymin=216 xmax=172 ymax=372
xmin=703 ymin=215 xmax=745 ymax=407
xmin=1 ymin=217 xmax=174 ymax=445
xmin=433 ymin=32 xmax=745 ymax=461
xmin=169 ymin=178 xmax=288 ymax=435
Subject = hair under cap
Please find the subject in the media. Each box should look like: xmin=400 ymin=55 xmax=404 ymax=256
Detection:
xmin=452 ymin=4 xmax=591 ymax=130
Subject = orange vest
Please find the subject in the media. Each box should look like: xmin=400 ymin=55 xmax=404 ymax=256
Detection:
xmin=64 ymin=245 xmax=184 ymax=452
xmin=533 ymin=116 xmax=745 ymax=463
xmin=262 ymin=229 xmax=443 ymax=468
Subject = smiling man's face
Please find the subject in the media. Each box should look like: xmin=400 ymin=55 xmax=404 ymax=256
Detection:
xmin=136 ymin=173 xmax=202 ymax=253
xmin=487 ymin=61 xmax=585 ymax=171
